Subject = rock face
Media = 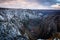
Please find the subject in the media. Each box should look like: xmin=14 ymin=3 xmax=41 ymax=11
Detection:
xmin=0 ymin=8 xmax=29 ymax=40
xmin=0 ymin=8 xmax=60 ymax=40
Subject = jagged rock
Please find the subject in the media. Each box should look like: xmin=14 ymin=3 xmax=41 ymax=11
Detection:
xmin=0 ymin=8 xmax=60 ymax=40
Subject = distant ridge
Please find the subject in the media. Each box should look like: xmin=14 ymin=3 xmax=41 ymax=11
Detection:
xmin=0 ymin=7 xmax=60 ymax=10
xmin=0 ymin=7 xmax=60 ymax=15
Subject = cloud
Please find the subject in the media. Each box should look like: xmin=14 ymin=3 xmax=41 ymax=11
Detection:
xmin=0 ymin=0 xmax=14 ymax=3
xmin=37 ymin=0 xmax=57 ymax=6
xmin=0 ymin=0 xmax=50 ymax=9
xmin=51 ymin=3 xmax=60 ymax=9
xmin=0 ymin=0 xmax=59 ymax=9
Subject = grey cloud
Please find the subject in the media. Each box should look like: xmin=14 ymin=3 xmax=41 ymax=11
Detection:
xmin=38 ymin=0 xmax=57 ymax=5
xmin=0 ymin=0 xmax=59 ymax=6
xmin=26 ymin=0 xmax=59 ymax=6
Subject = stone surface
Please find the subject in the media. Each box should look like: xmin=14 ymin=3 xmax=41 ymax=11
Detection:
xmin=0 ymin=8 xmax=60 ymax=40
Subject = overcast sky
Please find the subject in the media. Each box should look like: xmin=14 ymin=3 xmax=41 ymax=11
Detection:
xmin=0 ymin=0 xmax=60 ymax=9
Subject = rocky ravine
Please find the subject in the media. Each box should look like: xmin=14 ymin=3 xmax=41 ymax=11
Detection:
xmin=0 ymin=8 xmax=60 ymax=40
